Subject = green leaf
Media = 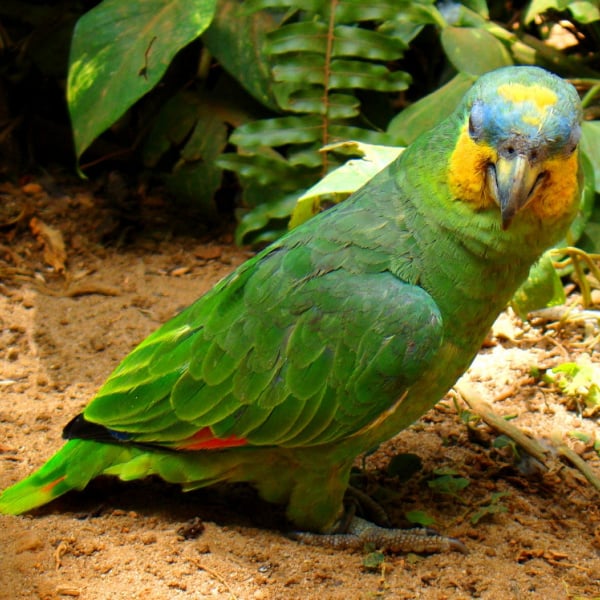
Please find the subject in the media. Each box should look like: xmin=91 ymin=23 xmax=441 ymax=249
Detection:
xmin=328 ymin=59 xmax=411 ymax=91
xmin=565 ymin=149 xmax=596 ymax=245
xmin=362 ymin=551 xmax=386 ymax=571
xmin=335 ymin=1 xmax=407 ymax=23
xmin=492 ymin=435 xmax=519 ymax=458
xmin=289 ymin=141 xmax=402 ymax=228
xmin=231 ymin=115 xmax=323 ymax=148
xmin=235 ymin=194 xmax=299 ymax=245
xmin=523 ymin=0 xmax=564 ymax=24
xmin=524 ymin=0 xmax=599 ymax=24
xmin=243 ymin=0 xmax=325 ymax=14
xmin=580 ymin=121 xmax=600 ymax=193
xmin=218 ymin=152 xmax=302 ymax=186
xmin=203 ymin=0 xmax=280 ymax=110
xmin=511 ymin=253 xmax=566 ymax=320
xmin=568 ymin=1 xmax=600 ymax=23
xmin=266 ymin=22 xmax=407 ymax=60
xmin=405 ymin=509 xmax=436 ymax=527
xmin=142 ymin=90 xmax=227 ymax=217
xmin=68 ymin=0 xmax=217 ymax=161
xmin=265 ymin=22 xmax=329 ymax=55
xmin=441 ymin=26 xmax=513 ymax=76
xmin=544 ymin=359 xmax=600 ymax=414
xmin=331 ymin=26 xmax=407 ymax=59
xmin=142 ymin=92 xmax=202 ymax=166
xmin=272 ymin=56 xmax=411 ymax=92
xmin=388 ymin=73 xmax=475 ymax=145
xmin=428 ymin=474 xmax=470 ymax=499
xmin=470 ymin=492 xmax=510 ymax=525
xmin=280 ymin=89 xmax=360 ymax=119
xmin=460 ymin=0 xmax=489 ymax=18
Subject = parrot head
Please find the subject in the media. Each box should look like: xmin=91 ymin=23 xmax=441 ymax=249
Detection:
xmin=447 ymin=66 xmax=582 ymax=229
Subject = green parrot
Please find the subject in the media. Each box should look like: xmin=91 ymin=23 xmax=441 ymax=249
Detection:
xmin=0 ymin=66 xmax=582 ymax=551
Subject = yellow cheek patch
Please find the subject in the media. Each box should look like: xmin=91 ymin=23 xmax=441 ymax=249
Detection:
xmin=530 ymin=150 xmax=579 ymax=221
xmin=448 ymin=125 xmax=496 ymax=208
xmin=497 ymin=83 xmax=557 ymax=110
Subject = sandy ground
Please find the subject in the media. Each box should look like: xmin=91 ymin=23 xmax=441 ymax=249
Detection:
xmin=0 ymin=181 xmax=599 ymax=600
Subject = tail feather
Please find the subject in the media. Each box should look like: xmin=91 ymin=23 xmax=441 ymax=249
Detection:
xmin=0 ymin=439 xmax=134 ymax=515
xmin=0 ymin=437 xmax=272 ymax=515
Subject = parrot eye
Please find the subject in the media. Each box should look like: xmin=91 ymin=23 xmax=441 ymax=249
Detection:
xmin=468 ymin=101 xmax=485 ymax=141
xmin=564 ymin=123 xmax=581 ymax=155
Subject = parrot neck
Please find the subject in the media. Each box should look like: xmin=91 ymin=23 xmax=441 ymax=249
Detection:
xmin=391 ymin=116 xmax=575 ymax=349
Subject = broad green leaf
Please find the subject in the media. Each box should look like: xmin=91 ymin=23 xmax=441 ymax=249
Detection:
xmin=441 ymin=26 xmax=513 ymax=76
xmin=142 ymin=92 xmax=202 ymax=167
xmin=580 ymin=121 xmax=600 ymax=193
xmin=565 ymin=150 xmax=596 ymax=245
xmin=388 ymin=73 xmax=475 ymax=145
xmin=578 ymin=203 xmax=600 ymax=253
xmin=203 ymin=0 xmax=280 ymax=110
xmin=289 ymin=141 xmax=402 ymax=228
xmin=568 ymin=1 xmax=600 ymax=23
xmin=511 ymin=253 xmax=566 ymax=320
xmin=68 ymin=0 xmax=217 ymax=161
xmin=460 ymin=0 xmax=489 ymax=18
xmin=525 ymin=0 xmax=599 ymax=23
xmin=523 ymin=0 xmax=563 ymax=23
xmin=142 ymin=90 xmax=227 ymax=217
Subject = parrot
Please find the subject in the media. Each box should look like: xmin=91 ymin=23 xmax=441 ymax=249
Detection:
xmin=0 ymin=66 xmax=582 ymax=552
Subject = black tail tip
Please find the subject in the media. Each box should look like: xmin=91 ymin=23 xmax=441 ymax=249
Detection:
xmin=63 ymin=414 xmax=125 ymax=443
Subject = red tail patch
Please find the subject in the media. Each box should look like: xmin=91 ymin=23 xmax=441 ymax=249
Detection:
xmin=41 ymin=475 xmax=66 ymax=495
xmin=177 ymin=427 xmax=247 ymax=450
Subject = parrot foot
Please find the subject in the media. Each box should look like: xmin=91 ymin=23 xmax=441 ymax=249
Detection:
xmin=289 ymin=516 xmax=468 ymax=554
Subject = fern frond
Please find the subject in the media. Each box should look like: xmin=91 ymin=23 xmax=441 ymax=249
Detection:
xmin=223 ymin=0 xmax=420 ymax=243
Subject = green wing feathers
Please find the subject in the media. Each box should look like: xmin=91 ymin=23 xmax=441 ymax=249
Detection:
xmin=84 ymin=247 xmax=444 ymax=449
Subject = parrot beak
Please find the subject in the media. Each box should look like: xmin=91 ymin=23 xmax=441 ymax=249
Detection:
xmin=488 ymin=155 xmax=546 ymax=230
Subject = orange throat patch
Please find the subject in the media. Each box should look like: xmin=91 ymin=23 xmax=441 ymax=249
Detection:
xmin=448 ymin=125 xmax=580 ymax=222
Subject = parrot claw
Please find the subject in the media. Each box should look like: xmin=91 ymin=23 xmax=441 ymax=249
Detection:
xmin=289 ymin=516 xmax=468 ymax=555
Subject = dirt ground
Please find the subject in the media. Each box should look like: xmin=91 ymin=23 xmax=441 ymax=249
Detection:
xmin=0 ymin=179 xmax=599 ymax=600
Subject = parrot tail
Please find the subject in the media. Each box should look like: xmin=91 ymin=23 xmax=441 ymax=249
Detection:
xmin=0 ymin=439 xmax=139 ymax=515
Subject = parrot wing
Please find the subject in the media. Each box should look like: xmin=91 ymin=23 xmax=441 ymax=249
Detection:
xmin=77 ymin=243 xmax=444 ymax=450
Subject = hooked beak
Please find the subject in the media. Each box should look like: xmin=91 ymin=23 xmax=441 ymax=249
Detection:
xmin=487 ymin=155 xmax=546 ymax=229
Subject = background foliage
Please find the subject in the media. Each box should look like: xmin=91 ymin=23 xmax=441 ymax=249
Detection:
xmin=1 ymin=0 xmax=599 ymax=309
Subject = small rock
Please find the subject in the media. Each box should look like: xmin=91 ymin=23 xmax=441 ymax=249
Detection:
xmin=22 ymin=182 xmax=43 ymax=195
xmin=195 ymin=246 xmax=222 ymax=261
xmin=140 ymin=533 xmax=157 ymax=545
xmin=15 ymin=532 xmax=44 ymax=553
